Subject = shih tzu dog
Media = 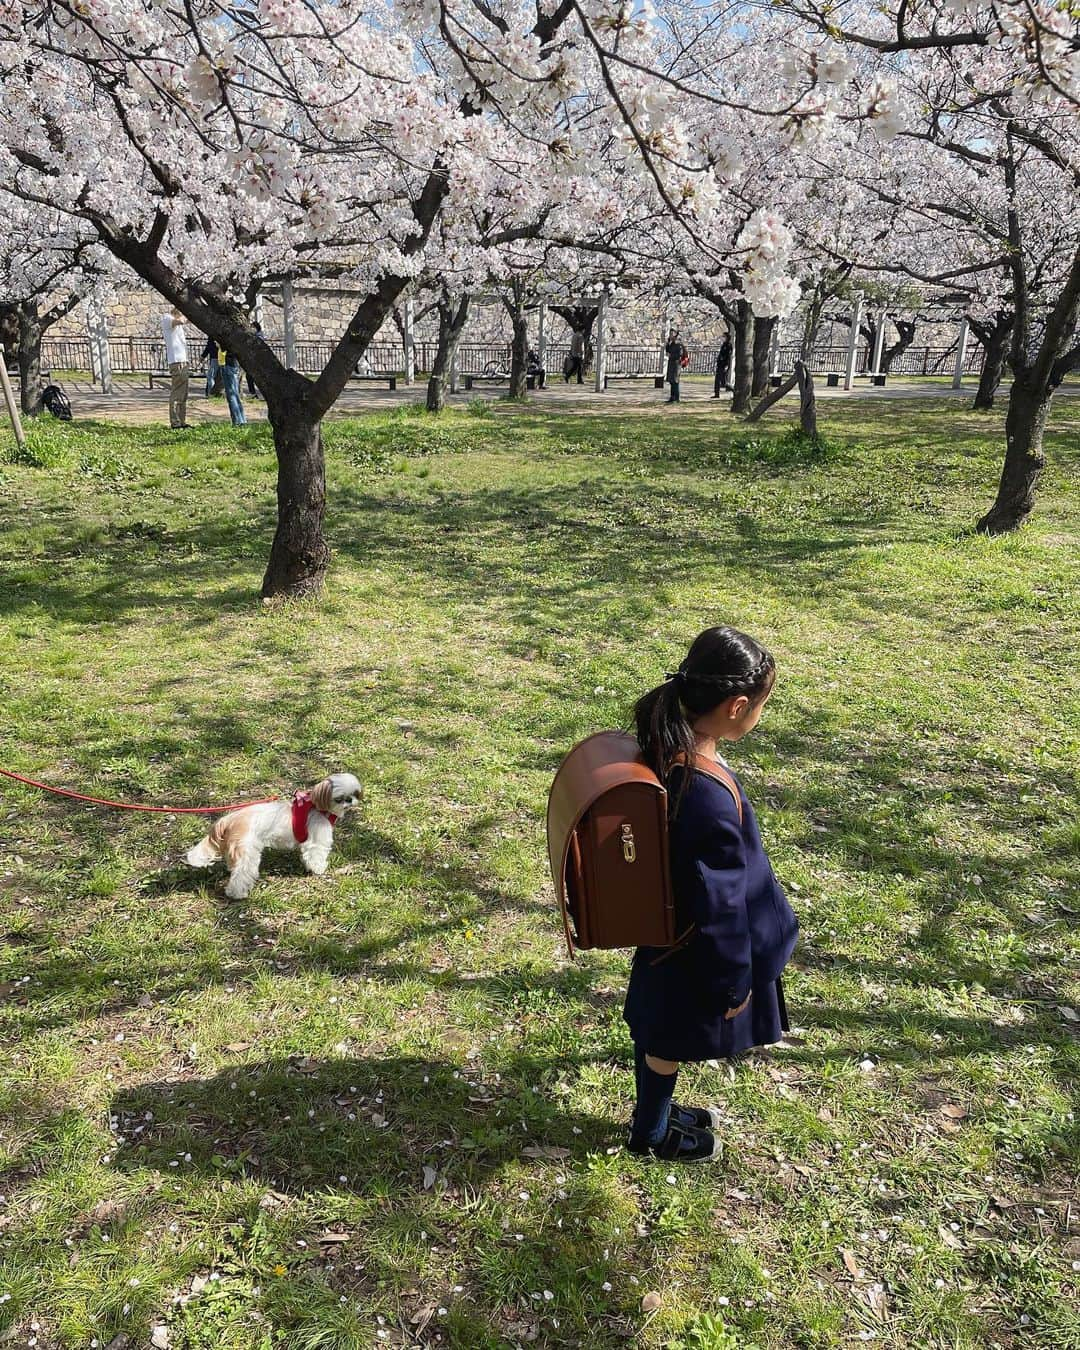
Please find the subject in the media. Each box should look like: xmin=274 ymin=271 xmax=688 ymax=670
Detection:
xmin=186 ymin=772 xmax=361 ymax=899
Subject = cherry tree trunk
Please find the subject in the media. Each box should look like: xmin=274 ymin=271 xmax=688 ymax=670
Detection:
xmin=426 ymin=351 xmax=450 ymax=407
xmin=745 ymin=360 xmax=817 ymax=436
xmin=882 ymin=321 xmax=917 ymax=374
xmin=507 ymin=308 xmax=529 ymax=400
xmin=797 ymin=361 xmax=817 ymax=436
xmin=975 ymin=377 xmax=1049 ymax=534
xmin=751 ymin=315 xmax=775 ymax=399
xmin=973 ymin=325 xmax=1011 ymax=410
xmin=427 ymin=294 xmax=470 ymax=412
xmin=261 ymin=388 xmax=331 ymax=597
xmin=550 ymin=305 xmax=597 ymax=371
xmin=730 ymin=301 xmax=754 ymax=415
xmin=17 ymin=305 xmax=44 ymax=417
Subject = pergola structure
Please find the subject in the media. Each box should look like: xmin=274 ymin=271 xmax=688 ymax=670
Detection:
xmin=63 ymin=277 xmax=995 ymax=396
xmin=820 ymin=293 xmax=975 ymax=390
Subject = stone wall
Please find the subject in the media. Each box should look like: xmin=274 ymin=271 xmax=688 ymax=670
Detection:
xmin=43 ymin=279 xmax=969 ymax=366
xmin=46 ymin=281 xmax=675 ymax=350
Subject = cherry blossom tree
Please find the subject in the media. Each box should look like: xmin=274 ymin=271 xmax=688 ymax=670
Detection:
xmin=0 ymin=0 xmax=660 ymax=594
xmin=0 ymin=196 xmax=105 ymax=415
xmin=784 ymin=14 xmax=1079 ymax=531
xmin=3 ymin=0 xmax=1072 ymax=584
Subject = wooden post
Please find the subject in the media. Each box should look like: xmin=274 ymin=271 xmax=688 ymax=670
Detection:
xmin=844 ymin=293 xmax=863 ymax=391
xmin=594 ymin=287 xmax=608 ymax=393
xmin=952 ymin=316 xmax=970 ymax=390
xmin=282 ymin=279 xmax=297 ymax=370
xmin=86 ymin=296 xmax=112 ymax=393
xmin=537 ymin=300 xmax=548 ymax=370
xmin=0 ymin=350 xmax=27 ymax=452
xmin=404 ymin=297 xmax=415 ymax=385
xmin=871 ymin=310 xmax=887 ymax=375
xmin=88 ymin=302 xmax=102 ymax=387
xmin=98 ymin=310 xmax=112 ymax=395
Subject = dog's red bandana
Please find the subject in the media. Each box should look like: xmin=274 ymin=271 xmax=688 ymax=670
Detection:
xmin=291 ymin=791 xmax=337 ymax=843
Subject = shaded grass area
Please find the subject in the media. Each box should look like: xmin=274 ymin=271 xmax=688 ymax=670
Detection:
xmin=0 ymin=397 xmax=1078 ymax=1349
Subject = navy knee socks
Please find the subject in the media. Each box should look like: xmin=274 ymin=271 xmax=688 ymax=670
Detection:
xmin=631 ymin=1051 xmax=679 ymax=1147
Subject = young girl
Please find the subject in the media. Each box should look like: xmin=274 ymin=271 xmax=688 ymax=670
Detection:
xmin=624 ymin=625 xmax=799 ymax=1162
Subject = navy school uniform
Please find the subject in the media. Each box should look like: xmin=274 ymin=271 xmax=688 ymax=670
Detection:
xmin=623 ymin=761 xmax=799 ymax=1062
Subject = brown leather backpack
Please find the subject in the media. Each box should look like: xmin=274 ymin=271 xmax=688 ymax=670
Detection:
xmin=546 ymin=731 xmax=741 ymax=958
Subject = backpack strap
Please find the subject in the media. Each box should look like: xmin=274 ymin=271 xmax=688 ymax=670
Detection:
xmin=692 ymin=755 xmax=743 ymax=824
xmin=649 ymin=756 xmax=744 ymax=967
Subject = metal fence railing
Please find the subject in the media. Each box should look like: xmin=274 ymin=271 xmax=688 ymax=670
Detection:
xmin=775 ymin=344 xmax=986 ymax=376
xmin=42 ymin=337 xmax=94 ymax=371
xmin=42 ymin=336 xmax=988 ymax=380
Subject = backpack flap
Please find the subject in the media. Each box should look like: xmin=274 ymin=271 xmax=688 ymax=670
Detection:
xmin=547 ymin=732 xmax=676 ymax=957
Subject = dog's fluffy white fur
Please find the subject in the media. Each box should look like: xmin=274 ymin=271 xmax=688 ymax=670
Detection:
xmin=186 ymin=772 xmax=361 ymax=899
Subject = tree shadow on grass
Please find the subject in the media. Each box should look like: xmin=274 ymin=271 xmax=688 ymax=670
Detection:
xmin=102 ymin=1054 xmax=622 ymax=1345
xmin=0 ymin=498 xmax=276 ymax=624
xmin=1 ymin=811 xmax=557 ymax=1041
xmin=0 ymin=1053 xmax=631 ymax=1347
xmin=758 ymin=700 xmax=1077 ymax=959
xmin=0 ymin=438 xmax=997 ymax=641
xmin=108 ymin=1053 xmax=613 ymax=1194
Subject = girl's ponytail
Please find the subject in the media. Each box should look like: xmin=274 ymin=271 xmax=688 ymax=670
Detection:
xmin=634 ymin=677 xmax=697 ymax=791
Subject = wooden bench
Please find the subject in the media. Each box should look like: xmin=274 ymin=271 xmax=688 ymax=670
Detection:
xmin=148 ymin=370 xmax=207 ymax=389
xmin=824 ymin=371 xmax=888 ymax=387
xmin=5 ymin=368 xmax=52 ymax=384
xmin=604 ymin=372 xmax=664 ymax=390
xmin=464 ymin=372 xmax=538 ymax=391
xmin=351 ymin=372 xmax=397 ymax=389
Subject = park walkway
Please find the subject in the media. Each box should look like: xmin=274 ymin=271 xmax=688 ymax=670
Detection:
xmin=41 ymin=374 xmax=1076 ymax=427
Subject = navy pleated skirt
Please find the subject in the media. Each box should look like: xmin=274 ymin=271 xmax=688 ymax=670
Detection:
xmin=624 ymin=968 xmax=789 ymax=1063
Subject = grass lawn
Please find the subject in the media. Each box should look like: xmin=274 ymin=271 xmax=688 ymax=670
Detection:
xmin=0 ymin=395 xmax=1077 ymax=1350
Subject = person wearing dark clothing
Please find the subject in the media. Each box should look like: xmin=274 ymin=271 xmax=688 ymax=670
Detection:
xmin=526 ymin=348 xmax=546 ymax=389
xmin=247 ymin=322 xmax=264 ymax=398
xmin=623 ymin=625 xmax=799 ymax=1162
xmin=664 ymin=331 xmax=687 ymax=402
xmin=713 ymin=335 xmax=732 ymax=396
xmin=565 ymin=330 xmax=586 ymax=384
xmin=201 ymin=337 xmax=220 ymax=398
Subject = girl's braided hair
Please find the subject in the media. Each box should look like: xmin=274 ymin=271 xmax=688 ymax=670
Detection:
xmin=634 ymin=626 xmax=775 ymax=813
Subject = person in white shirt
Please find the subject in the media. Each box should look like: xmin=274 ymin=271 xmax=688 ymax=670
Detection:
xmin=161 ymin=309 xmax=190 ymax=429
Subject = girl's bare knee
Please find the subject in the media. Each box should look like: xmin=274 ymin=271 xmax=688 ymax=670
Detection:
xmin=645 ymin=1054 xmax=680 ymax=1074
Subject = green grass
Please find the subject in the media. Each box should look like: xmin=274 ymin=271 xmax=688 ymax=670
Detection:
xmin=0 ymin=395 xmax=1078 ymax=1349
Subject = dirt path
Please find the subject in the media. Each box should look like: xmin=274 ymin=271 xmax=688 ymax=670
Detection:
xmin=39 ymin=374 xmax=1074 ymax=427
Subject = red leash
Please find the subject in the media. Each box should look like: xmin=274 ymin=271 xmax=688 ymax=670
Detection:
xmin=0 ymin=766 xmax=279 ymax=815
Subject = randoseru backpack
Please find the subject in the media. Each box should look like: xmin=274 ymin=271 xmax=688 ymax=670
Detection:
xmin=42 ymin=384 xmax=72 ymax=421
xmin=546 ymin=731 xmax=742 ymax=958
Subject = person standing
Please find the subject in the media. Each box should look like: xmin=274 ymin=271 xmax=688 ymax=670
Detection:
xmin=246 ymin=322 xmax=264 ymax=398
xmin=219 ymin=344 xmax=246 ymax=426
xmin=565 ymin=330 xmax=586 ymax=384
xmin=623 ymin=625 xmax=798 ymax=1161
xmin=664 ymin=330 xmax=687 ymax=403
xmin=713 ymin=334 xmax=732 ymax=397
xmin=161 ymin=309 xmax=190 ymax=429
xmin=202 ymin=336 xmax=220 ymax=397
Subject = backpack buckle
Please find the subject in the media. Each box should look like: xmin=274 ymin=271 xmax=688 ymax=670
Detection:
xmin=620 ymin=823 xmax=636 ymax=863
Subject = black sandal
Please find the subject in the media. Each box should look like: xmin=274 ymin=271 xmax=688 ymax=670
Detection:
xmin=627 ymin=1118 xmax=717 ymax=1163
xmin=670 ymin=1102 xmax=722 ymax=1130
